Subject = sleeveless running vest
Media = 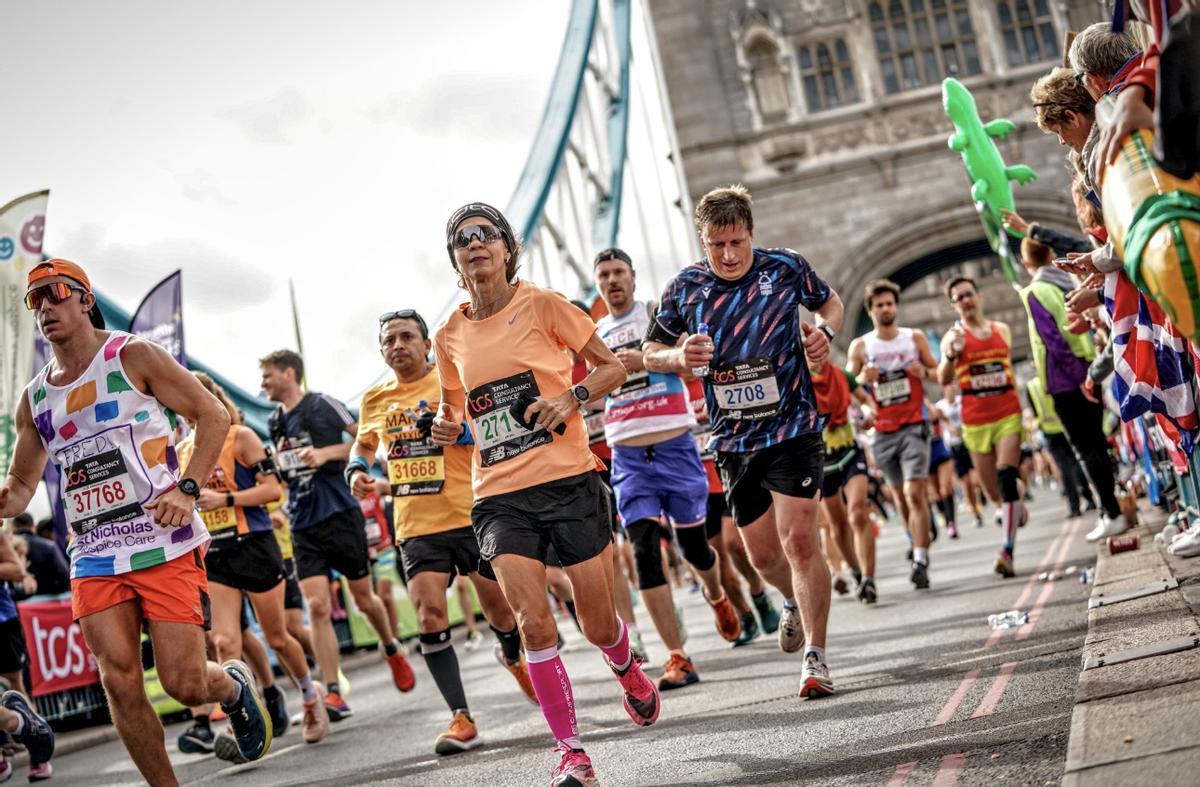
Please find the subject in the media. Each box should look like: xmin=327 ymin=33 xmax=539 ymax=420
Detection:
xmin=955 ymin=321 xmax=1021 ymax=426
xmin=28 ymin=332 xmax=209 ymax=579
xmin=862 ymin=328 xmax=926 ymax=433
xmin=595 ymin=301 xmax=694 ymax=444
xmin=178 ymin=428 xmax=272 ymax=540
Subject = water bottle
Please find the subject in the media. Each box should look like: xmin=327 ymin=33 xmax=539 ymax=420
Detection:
xmin=950 ymin=320 xmax=966 ymax=357
xmin=692 ymin=323 xmax=711 ymax=377
xmin=987 ymin=610 xmax=1029 ymax=630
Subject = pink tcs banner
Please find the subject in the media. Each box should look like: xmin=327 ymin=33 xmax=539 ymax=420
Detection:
xmin=17 ymin=598 xmax=100 ymax=697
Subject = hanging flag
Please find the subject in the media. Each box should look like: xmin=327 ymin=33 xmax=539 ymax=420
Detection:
xmin=0 ymin=190 xmax=50 ymax=480
xmin=129 ymin=269 xmax=186 ymax=365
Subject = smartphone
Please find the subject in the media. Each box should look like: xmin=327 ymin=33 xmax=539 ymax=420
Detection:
xmin=510 ymin=392 xmax=567 ymax=436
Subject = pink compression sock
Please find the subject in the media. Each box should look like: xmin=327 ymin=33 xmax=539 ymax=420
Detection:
xmin=526 ymin=645 xmax=581 ymax=750
xmin=598 ymin=621 xmax=631 ymax=672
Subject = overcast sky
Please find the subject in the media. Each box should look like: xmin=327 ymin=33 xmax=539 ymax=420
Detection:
xmin=3 ymin=0 xmax=573 ymax=399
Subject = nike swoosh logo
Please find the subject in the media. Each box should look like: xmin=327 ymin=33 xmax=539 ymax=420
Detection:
xmin=508 ymin=315 xmax=518 ymax=326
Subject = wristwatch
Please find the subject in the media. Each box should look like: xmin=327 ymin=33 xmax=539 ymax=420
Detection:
xmin=225 ymin=492 xmax=235 ymax=508
xmin=818 ymin=324 xmax=836 ymax=343
xmin=178 ymin=478 xmax=201 ymax=499
xmin=572 ymin=385 xmax=590 ymax=404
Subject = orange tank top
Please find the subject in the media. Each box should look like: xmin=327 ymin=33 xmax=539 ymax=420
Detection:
xmin=955 ymin=321 xmax=1021 ymax=426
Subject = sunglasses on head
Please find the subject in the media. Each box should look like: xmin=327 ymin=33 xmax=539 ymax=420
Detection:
xmin=451 ymin=224 xmax=506 ymax=250
xmin=950 ymin=290 xmax=977 ymax=304
xmin=1072 ymin=71 xmax=1087 ymax=85
xmin=24 ymin=282 xmax=87 ymax=310
xmin=379 ymin=309 xmax=428 ymax=338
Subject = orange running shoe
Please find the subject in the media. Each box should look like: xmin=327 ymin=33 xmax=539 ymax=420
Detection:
xmin=386 ymin=648 xmax=416 ymax=692
xmin=434 ymin=711 xmax=483 ymax=756
xmin=324 ymin=691 xmax=352 ymax=722
xmin=709 ymin=594 xmax=742 ymax=642
xmin=496 ymin=649 xmax=539 ymax=706
xmin=657 ymin=652 xmax=699 ymax=691
xmin=210 ymin=705 xmax=228 ymax=723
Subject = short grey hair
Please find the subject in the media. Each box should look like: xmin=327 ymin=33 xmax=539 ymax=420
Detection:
xmin=1068 ymin=22 xmax=1138 ymax=81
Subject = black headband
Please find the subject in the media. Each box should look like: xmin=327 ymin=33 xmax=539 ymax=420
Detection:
xmin=445 ymin=202 xmax=515 ymax=262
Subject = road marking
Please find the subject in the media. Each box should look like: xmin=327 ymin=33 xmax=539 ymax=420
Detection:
xmin=971 ymin=661 xmax=1018 ymax=717
xmin=885 ymin=760 xmax=919 ymax=786
xmin=933 ymin=668 xmax=981 ymax=725
xmin=1017 ymin=516 xmax=1086 ymax=641
xmin=984 ymin=515 xmax=1074 ymax=648
xmin=931 ymin=752 xmax=966 ymax=786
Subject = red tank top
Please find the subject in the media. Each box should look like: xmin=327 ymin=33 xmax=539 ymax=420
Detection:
xmin=955 ymin=321 xmax=1021 ymax=425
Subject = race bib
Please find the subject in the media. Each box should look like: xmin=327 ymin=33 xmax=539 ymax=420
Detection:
xmin=711 ymin=358 xmax=781 ymax=421
xmin=467 ymin=371 xmax=553 ymax=467
xmin=200 ymin=506 xmax=238 ymax=535
xmin=387 ymin=438 xmax=446 ymax=496
xmin=874 ymin=370 xmax=912 ymax=407
xmin=63 ymin=447 xmax=143 ymax=537
xmin=968 ymin=362 xmax=1010 ymax=395
xmin=275 ymin=434 xmax=315 ymax=481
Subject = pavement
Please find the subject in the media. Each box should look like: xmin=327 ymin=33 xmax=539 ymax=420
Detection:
xmin=17 ymin=488 xmax=1116 ymax=785
xmin=1063 ymin=504 xmax=1200 ymax=786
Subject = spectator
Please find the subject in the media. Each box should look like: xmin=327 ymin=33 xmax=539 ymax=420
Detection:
xmin=34 ymin=519 xmax=55 ymax=545
xmin=11 ymin=514 xmax=69 ymax=598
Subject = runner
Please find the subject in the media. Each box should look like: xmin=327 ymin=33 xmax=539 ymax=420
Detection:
xmin=267 ymin=499 xmax=316 ymax=663
xmin=358 ymin=484 xmax=402 ymax=642
xmin=847 ymin=279 xmax=939 ymax=589
xmin=351 ymin=308 xmax=537 ymax=756
xmin=643 ymin=184 xmax=845 ymax=698
xmin=432 ymin=202 xmax=659 ymax=786
xmin=937 ymin=276 xmax=1025 ymax=578
xmin=176 ymin=371 xmax=329 ymax=750
xmin=260 ymin=349 xmax=415 ymax=722
xmin=593 ymin=248 xmax=741 ymax=689
xmin=935 ymin=383 xmax=987 ymax=528
xmin=1 ymin=259 xmax=267 ymax=785
xmin=927 ymin=400 xmax=959 ymax=539
xmin=809 ymin=358 xmax=878 ymax=604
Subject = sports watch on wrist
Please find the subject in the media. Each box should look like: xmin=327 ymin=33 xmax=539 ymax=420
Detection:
xmin=178 ymin=478 xmax=201 ymax=499
xmin=572 ymin=385 xmax=590 ymax=404
xmin=818 ymin=324 xmax=836 ymax=343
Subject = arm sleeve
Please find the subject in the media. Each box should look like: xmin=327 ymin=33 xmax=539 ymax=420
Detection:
xmin=433 ymin=332 xmax=463 ymax=391
xmin=644 ymin=279 xmax=686 ymax=346
xmin=1030 ymin=224 xmax=1093 ymax=256
xmin=840 ymin=367 xmax=860 ymax=392
xmin=539 ymin=289 xmax=597 ymax=353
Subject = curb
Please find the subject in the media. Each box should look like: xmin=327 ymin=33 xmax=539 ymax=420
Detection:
xmin=1063 ymin=508 xmax=1200 ymax=785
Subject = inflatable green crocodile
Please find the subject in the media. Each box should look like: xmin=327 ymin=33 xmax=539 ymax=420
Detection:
xmin=943 ymin=77 xmax=1037 ymax=287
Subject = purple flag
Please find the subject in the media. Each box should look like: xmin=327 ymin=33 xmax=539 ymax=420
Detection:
xmin=130 ymin=270 xmax=186 ymax=365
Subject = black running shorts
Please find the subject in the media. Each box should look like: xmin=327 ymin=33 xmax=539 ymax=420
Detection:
xmin=472 ymin=471 xmax=612 ymax=569
xmin=207 ymin=530 xmax=287 ymax=594
xmin=0 ymin=618 xmax=27 ymax=674
xmin=704 ymin=492 xmax=728 ymax=539
xmin=293 ymin=507 xmax=371 ymax=582
xmin=717 ymin=433 xmax=825 ymax=527
xmin=399 ymin=526 xmax=488 ymax=585
xmin=282 ymin=557 xmax=304 ymax=610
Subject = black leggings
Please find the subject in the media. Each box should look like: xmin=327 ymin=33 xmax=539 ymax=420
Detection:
xmin=1052 ymin=389 xmax=1120 ymax=519
xmin=1046 ymin=431 xmax=1094 ymax=514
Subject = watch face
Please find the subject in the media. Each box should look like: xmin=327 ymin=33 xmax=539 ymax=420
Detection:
xmin=574 ymin=385 xmax=589 ymax=402
xmin=179 ymin=479 xmax=200 ymax=498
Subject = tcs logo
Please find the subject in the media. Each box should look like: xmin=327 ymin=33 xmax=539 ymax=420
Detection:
xmin=467 ymin=393 xmax=494 ymax=416
xmin=712 ymin=369 xmax=738 ymax=384
xmin=65 ymin=467 xmax=89 ymax=487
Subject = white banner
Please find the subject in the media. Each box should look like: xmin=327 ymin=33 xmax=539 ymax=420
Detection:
xmin=0 ymin=190 xmax=49 ymax=478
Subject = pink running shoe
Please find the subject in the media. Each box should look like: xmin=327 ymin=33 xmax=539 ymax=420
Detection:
xmin=608 ymin=658 xmax=660 ymax=727
xmin=549 ymin=742 xmax=598 ymax=786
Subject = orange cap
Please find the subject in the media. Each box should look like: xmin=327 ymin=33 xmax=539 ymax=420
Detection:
xmin=27 ymin=259 xmax=92 ymax=292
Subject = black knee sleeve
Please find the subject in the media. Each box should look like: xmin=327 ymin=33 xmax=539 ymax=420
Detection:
xmin=419 ymin=628 xmax=453 ymax=655
xmin=998 ymin=465 xmax=1020 ymax=503
xmin=674 ymin=524 xmax=716 ymax=572
xmin=626 ymin=519 xmax=668 ymax=590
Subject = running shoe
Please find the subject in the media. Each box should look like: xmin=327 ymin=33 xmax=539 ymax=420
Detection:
xmin=974 ymin=515 xmax=985 ymax=528
xmin=549 ymin=742 xmax=598 ymax=787
xmin=732 ymin=612 xmax=760 ymax=647
xmin=831 ymin=574 xmax=849 ymax=596
xmin=302 ymin=684 xmax=330 ymax=744
xmin=1086 ymin=514 xmax=1131 ymax=543
xmin=465 ymin=630 xmax=484 ymax=652
xmin=910 ymin=561 xmax=930 ymax=590
xmin=657 ymin=652 xmax=699 ymax=692
xmin=0 ymin=691 xmax=54 ymax=766
xmin=27 ymin=761 xmax=51 ymax=782
xmin=220 ymin=660 xmax=272 ymax=762
xmin=778 ymin=605 xmax=804 ymax=653
xmin=799 ymin=654 xmax=835 ymax=699
xmin=434 ymin=711 xmax=483 ymax=756
xmin=709 ymin=594 xmax=742 ymax=642
xmin=609 ymin=657 xmax=661 ymax=724
xmin=905 ymin=546 xmax=913 ymax=562
xmin=265 ymin=687 xmax=289 ymax=739
xmin=325 ymin=691 xmax=352 ymax=722
xmin=213 ymin=731 xmax=247 ymax=764
xmin=754 ymin=594 xmax=780 ymax=634
xmin=210 ymin=705 xmax=228 ymax=723
xmin=494 ymin=646 xmax=539 ymax=706
xmin=858 ymin=577 xmax=878 ymax=605
xmin=0 ymin=755 xmax=10 ymax=783
xmin=385 ymin=648 xmax=416 ymax=692
xmin=629 ymin=629 xmax=648 ymax=664
xmin=177 ymin=722 xmax=216 ymax=754
xmin=948 ymin=524 xmax=959 ymax=539
xmin=994 ymin=549 xmax=1015 ymax=578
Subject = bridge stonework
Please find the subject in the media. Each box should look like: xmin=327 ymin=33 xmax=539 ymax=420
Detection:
xmin=648 ymin=0 xmax=1107 ymax=358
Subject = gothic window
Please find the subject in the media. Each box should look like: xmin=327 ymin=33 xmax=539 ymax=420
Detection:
xmin=870 ymin=0 xmax=983 ymax=94
xmin=798 ymin=39 xmax=859 ymax=112
xmin=747 ymin=39 xmax=791 ymax=122
xmin=996 ymin=0 xmax=1059 ymax=66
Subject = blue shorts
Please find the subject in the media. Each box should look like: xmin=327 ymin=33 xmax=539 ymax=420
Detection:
xmin=611 ymin=430 xmax=708 ymax=527
xmin=929 ymin=437 xmax=952 ymax=472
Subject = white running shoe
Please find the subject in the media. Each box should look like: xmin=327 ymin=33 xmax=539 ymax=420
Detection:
xmin=778 ymin=605 xmax=804 ymax=653
xmin=1168 ymin=527 xmax=1200 ymax=557
xmin=1086 ymin=514 xmax=1131 ymax=542
xmin=799 ymin=654 xmax=835 ymax=699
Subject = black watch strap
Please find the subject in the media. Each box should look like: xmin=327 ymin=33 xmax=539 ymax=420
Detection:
xmin=225 ymin=492 xmax=235 ymax=508
xmin=178 ymin=478 xmax=201 ymax=499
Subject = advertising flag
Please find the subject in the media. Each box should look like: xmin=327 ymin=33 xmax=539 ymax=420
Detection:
xmin=129 ymin=269 xmax=186 ymax=365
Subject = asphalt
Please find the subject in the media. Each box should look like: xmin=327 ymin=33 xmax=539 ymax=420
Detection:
xmin=37 ymin=487 xmax=1099 ymax=786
